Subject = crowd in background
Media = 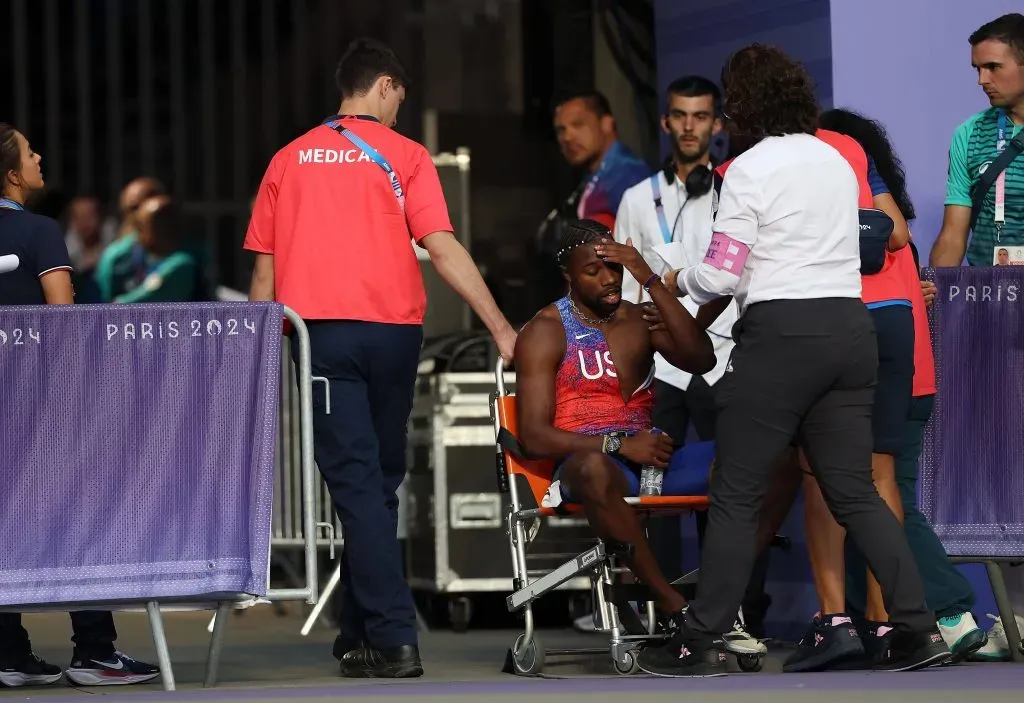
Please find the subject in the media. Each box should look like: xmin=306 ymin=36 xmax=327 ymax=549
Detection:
xmin=48 ymin=178 xmax=216 ymax=306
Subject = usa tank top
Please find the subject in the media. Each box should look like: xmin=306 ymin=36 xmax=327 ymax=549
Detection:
xmin=551 ymin=296 xmax=655 ymax=436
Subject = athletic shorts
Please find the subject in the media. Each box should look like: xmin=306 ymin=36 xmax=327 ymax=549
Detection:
xmin=868 ymin=303 xmax=915 ymax=454
xmin=552 ymin=440 xmax=714 ymax=503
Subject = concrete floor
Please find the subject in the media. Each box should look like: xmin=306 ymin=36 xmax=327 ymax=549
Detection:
xmin=1 ymin=606 xmax=1022 ymax=702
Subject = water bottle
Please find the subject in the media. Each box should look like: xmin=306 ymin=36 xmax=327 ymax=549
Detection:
xmin=639 ymin=428 xmax=664 ymax=497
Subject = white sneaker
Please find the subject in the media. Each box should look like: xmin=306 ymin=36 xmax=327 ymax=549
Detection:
xmin=969 ymin=613 xmax=1024 ymax=662
xmin=573 ymin=602 xmax=648 ymax=634
xmin=722 ymin=618 xmax=767 ymax=655
xmin=936 ymin=612 xmax=986 ymax=660
xmin=573 ymin=611 xmax=604 ymax=633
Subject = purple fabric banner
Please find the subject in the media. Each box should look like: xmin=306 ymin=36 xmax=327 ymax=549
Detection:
xmin=0 ymin=302 xmax=282 ymax=606
xmin=921 ymin=267 xmax=1024 ymax=557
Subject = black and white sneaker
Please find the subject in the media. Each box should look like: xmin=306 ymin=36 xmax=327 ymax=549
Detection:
xmin=723 ymin=618 xmax=767 ymax=656
xmin=66 ymin=650 xmax=161 ymax=686
xmin=0 ymin=652 xmax=63 ymax=687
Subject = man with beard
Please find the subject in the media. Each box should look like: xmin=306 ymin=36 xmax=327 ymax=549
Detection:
xmin=612 ymin=76 xmax=769 ymax=643
xmin=534 ymin=92 xmax=651 ymax=306
xmin=513 ymin=219 xmax=716 ymax=627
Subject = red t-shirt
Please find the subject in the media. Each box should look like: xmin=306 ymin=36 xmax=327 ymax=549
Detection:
xmin=814 ymin=129 xmax=907 ymax=305
xmin=894 ymin=245 xmax=937 ymax=397
xmin=244 ymin=116 xmax=453 ymax=323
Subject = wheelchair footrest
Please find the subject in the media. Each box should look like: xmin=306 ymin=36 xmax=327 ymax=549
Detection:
xmin=506 ymin=543 xmax=607 ymax=612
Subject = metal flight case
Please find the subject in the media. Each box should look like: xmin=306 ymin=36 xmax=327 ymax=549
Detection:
xmin=403 ymin=333 xmax=593 ymax=631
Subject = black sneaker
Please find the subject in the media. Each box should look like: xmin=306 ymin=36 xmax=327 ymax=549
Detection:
xmin=66 ymin=650 xmax=161 ymax=686
xmin=339 ymin=644 xmax=423 ymax=678
xmin=637 ymin=635 xmax=729 ymax=677
xmin=637 ymin=612 xmax=728 ymax=678
xmin=828 ymin=619 xmax=895 ymax=670
xmin=863 ymin=621 xmax=894 ymax=661
xmin=0 ymin=652 xmax=63 ymax=687
xmin=782 ymin=614 xmax=864 ymax=672
xmin=874 ymin=629 xmax=952 ymax=671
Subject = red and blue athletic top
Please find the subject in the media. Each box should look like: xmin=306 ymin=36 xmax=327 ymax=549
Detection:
xmin=551 ymin=296 xmax=655 ymax=435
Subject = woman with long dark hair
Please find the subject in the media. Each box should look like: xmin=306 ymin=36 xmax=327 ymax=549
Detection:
xmin=639 ymin=45 xmax=948 ymax=677
xmin=0 ymin=123 xmax=161 ymax=688
xmin=811 ymin=109 xmax=986 ymax=660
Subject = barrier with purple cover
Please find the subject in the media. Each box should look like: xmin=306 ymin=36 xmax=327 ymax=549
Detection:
xmin=921 ymin=266 xmax=1024 ymax=661
xmin=0 ymin=302 xmax=320 ymax=689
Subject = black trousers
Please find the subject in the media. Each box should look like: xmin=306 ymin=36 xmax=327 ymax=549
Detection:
xmin=648 ymin=379 xmax=772 ymax=627
xmin=687 ymin=298 xmax=934 ymax=636
xmin=0 ymin=611 xmax=116 ymax=660
xmin=294 ymin=320 xmax=422 ymax=651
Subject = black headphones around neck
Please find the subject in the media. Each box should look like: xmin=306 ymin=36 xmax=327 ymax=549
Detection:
xmin=662 ymin=157 xmax=713 ymax=198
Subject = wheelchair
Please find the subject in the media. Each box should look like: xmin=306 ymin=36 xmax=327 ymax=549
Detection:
xmin=490 ymin=359 xmax=769 ymax=676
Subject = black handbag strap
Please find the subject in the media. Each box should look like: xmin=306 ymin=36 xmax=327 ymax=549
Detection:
xmin=971 ymin=130 xmax=1024 ymax=231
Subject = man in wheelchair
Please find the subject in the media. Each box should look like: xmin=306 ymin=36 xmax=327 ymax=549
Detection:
xmin=512 ymin=219 xmax=763 ymax=656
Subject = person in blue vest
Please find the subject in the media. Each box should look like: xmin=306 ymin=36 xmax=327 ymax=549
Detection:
xmin=535 ymin=91 xmax=651 ymax=307
xmin=0 ymin=122 xmax=160 ymax=688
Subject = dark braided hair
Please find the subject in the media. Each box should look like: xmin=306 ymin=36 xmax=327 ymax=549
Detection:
xmin=555 ymin=219 xmax=611 ymax=267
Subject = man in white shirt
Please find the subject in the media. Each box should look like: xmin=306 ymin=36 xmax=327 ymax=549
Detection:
xmin=614 ymin=76 xmax=770 ymax=639
xmin=637 ymin=43 xmax=950 ymax=678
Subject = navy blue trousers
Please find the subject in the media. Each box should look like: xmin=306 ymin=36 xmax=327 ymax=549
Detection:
xmin=294 ymin=320 xmax=422 ymax=651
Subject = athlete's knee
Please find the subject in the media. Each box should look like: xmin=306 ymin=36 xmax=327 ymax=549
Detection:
xmin=562 ymin=451 xmax=619 ymax=499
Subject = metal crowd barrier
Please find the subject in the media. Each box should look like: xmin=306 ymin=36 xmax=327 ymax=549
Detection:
xmin=0 ymin=303 xmax=320 ymax=692
xmin=272 ymin=346 xmax=342 ymax=551
xmin=217 ymin=287 xmax=344 ymax=637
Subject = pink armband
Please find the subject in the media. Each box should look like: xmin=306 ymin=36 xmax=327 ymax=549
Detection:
xmin=703 ymin=232 xmax=750 ymax=274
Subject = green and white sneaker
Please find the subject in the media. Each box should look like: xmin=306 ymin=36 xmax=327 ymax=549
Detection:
xmin=969 ymin=613 xmax=1024 ymax=662
xmin=936 ymin=612 xmax=987 ymax=661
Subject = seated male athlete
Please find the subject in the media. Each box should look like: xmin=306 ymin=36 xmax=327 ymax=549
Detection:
xmin=514 ymin=219 xmax=763 ymax=654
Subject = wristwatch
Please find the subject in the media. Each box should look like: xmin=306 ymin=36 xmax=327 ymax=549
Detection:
xmin=602 ymin=434 xmax=623 ymax=457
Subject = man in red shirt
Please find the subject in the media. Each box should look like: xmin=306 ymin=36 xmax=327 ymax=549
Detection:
xmin=244 ymin=38 xmax=517 ymax=679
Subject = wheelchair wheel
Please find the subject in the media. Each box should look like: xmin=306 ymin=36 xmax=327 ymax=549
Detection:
xmin=612 ymin=649 xmax=641 ymax=675
xmin=736 ymin=653 xmax=764 ymax=672
xmin=512 ymin=633 xmax=545 ymax=675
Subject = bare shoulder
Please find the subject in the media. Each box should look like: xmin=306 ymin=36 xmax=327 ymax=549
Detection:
xmin=514 ymin=306 xmax=566 ymax=364
xmin=616 ymin=300 xmax=650 ymax=328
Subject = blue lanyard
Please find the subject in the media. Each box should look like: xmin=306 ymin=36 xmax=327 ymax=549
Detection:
xmin=322 ymin=118 xmax=405 ymax=214
xmin=649 ymin=174 xmax=672 ymax=245
xmin=998 ymin=110 xmax=1008 ymax=151
xmin=0 ymin=198 xmax=24 ymax=211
